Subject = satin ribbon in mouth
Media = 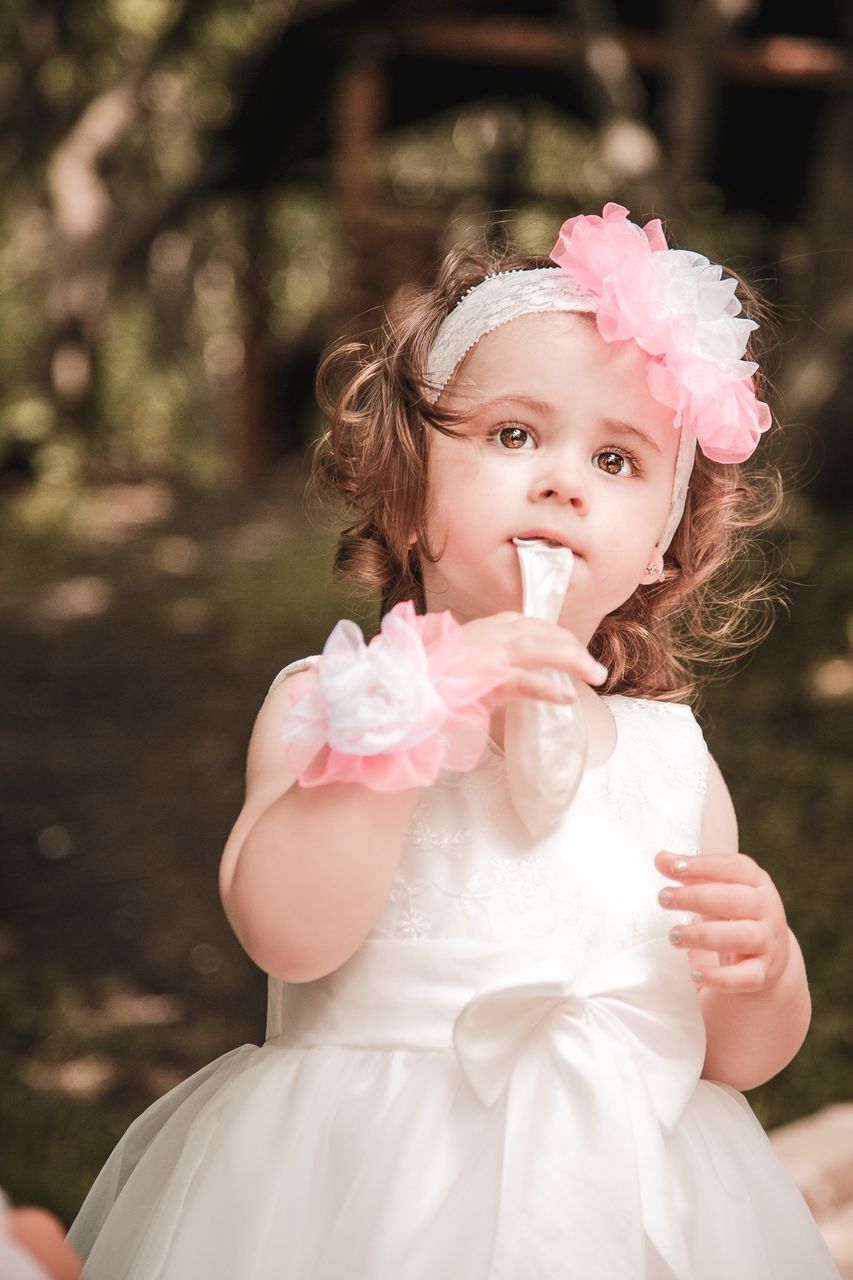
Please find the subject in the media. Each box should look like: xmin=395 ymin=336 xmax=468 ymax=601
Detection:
xmin=504 ymin=537 xmax=587 ymax=836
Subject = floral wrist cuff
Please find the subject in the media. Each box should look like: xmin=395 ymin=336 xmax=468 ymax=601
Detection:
xmin=281 ymin=601 xmax=509 ymax=791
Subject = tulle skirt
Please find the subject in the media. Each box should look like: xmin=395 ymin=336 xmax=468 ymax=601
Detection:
xmin=69 ymin=938 xmax=839 ymax=1279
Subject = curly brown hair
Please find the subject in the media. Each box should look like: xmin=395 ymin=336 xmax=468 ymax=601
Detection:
xmin=311 ymin=241 xmax=784 ymax=705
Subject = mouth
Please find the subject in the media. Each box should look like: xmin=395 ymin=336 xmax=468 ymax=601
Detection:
xmin=512 ymin=532 xmax=580 ymax=554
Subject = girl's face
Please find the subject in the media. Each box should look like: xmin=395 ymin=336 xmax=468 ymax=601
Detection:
xmin=420 ymin=311 xmax=680 ymax=644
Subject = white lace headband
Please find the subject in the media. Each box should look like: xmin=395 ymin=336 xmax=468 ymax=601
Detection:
xmin=424 ymin=204 xmax=770 ymax=555
xmin=424 ymin=267 xmax=694 ymax=554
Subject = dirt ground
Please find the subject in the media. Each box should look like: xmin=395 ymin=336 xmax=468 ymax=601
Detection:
xmin=4 ymin=474 xmax=300 ymax=998
xmin=0 ymin=465 xmax=372 ymax=1218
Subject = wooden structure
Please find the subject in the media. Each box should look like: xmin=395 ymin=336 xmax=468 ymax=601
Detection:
xmin=219 ymin=3 xmax=852 ymax=480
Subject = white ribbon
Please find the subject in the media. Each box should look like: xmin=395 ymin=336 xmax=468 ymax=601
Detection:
xmin=505 ymin=539 xmax=587 ymax=836
xmin=452 ymin=937 xmax=705 ymax=1279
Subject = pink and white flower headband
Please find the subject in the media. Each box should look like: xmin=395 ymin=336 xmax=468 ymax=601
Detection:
xmin=426 ymin=203 xmax=771 ymax=553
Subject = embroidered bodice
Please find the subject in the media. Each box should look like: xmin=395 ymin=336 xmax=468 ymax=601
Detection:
xmin=267 ymin=657 xmax=708 ymax=968
xmin=366 ymin=694 xmax=706 ymax=963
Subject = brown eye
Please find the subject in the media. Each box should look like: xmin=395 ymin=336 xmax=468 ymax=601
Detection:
xmin=595 ymin=449 xmax=632 ymax=476
xmin=498 ymin=425 xmax=532 ymax=450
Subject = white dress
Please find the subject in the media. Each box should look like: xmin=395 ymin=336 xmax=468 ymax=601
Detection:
xmin=69 ymin=677 xmax=840 ymax=1279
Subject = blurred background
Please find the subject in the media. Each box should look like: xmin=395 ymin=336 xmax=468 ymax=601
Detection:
xmin=1 ymin=0 xmax=851 ymax=1225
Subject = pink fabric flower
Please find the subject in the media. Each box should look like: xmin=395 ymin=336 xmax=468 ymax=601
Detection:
xmin=281 ymin=602 xmax=510 ymax=791
xmin=550 ymin=203 xmax=771 ymax=464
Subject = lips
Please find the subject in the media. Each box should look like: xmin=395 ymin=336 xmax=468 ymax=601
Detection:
xmin=512 ymin=531 xmax=580 ymax=554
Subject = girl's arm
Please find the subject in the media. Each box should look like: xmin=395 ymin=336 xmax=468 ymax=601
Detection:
xmin=219 ymin=679 xmax=421 ymax=984
xmin=656 ymin=754 xmax=812 ymax=1093
xmin=220 ymin=614 xmax=606 ymax=985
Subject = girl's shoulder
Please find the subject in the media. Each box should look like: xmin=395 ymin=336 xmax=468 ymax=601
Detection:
xmin=266 ymin=655 xmax=319 ymax=699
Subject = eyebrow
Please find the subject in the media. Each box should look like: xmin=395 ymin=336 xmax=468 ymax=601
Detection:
xmin=476 ymin=395 xmax=555 ymax=416
xmin=600 ymin=417 xmax=663 ymax=456
xmin=473 ymin=397 xmax=663 ymax=455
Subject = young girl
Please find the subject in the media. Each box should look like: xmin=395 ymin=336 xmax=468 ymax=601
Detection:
xmin=70 ymin=204 xmax=840 ymax=1278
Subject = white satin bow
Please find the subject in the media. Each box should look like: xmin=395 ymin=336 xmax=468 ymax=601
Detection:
xmin=452 ymin=938 xmax=706 ymax=1279
xmin=505 ymin=539 xmax=587 ymax=837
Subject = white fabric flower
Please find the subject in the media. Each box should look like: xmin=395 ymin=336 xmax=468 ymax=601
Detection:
xmin=309 ymin=618 xmax=446 ymax=757
xmin=281 ymin=601 xmax=509 ymax=792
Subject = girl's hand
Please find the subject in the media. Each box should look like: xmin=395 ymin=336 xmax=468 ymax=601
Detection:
xmin=654 ymin=850 xmax=791 ymax=993
xmin=461 ymin=612 xmax=608 ymax=709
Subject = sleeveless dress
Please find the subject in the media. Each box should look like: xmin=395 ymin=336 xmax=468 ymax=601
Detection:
xmin=69 ymin=672 xmax=840 ymax=1279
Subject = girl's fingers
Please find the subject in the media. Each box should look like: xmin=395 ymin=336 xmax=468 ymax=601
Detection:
xmin=654 ymin=850 xmax=763 ymax=887
xmin=655 ymin=853 xmax=766 ymax=919
xmin=658 ymin=882 xmax=760 ymax=919
xmin=689 ymin=957 xmax=769 ymax=993
xmin=484 ymin=669 xmax=576 ymax=709
xmin=511 ymin=628 xmax=607 ymax=686
xmin=463 ymin=614 xmax=606 ymax=687
xmin=669 ymin=919 xmax=767 ymax=955
xmin=510 ymin=669 xmax=577 ymax=703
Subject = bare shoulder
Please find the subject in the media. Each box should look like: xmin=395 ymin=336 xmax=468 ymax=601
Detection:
xmin=245 ymin=676 xmax=302 ymax=791
xmin=701 ymin=751 xmax=739 ymax=854
xmin=219 ymin=675 xmax=302 ymax=898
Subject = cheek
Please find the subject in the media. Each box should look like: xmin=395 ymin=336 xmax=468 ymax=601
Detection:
xmin=433 ymin=508 xmax=479 ymax=564
xmin=595 ymin=562 xmax=640 ymax=602
xmin=422 ymin=453 xmax=455 ymax=540
xmin=425 ymin=495 xmax=498 ymax=589
xmin=427 ymin=450 xmax=495 ymax=530
xmin=422 ymin=486 xmax=476 ymax=561
xmin=595 ymin=497 xmax=662 ymax=579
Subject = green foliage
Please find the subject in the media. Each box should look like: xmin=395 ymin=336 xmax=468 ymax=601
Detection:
xmin=705 ymin=510 xmax=853 ymax=1125
xmin=212 ymin=519 xmax=378 ymax=663
xmin=1 ymin=3 xmax=794 ymax=496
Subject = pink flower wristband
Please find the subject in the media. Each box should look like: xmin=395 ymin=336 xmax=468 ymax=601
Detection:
xmin=281 ymin=601 xmax=510 ymax=791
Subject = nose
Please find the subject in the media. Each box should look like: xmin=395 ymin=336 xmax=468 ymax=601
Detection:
xmin=530 ymin=451 xmax=589 ymax=513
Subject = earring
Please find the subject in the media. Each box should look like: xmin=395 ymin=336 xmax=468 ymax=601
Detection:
xmin=642 ymin=550 xmax=665 ymax=584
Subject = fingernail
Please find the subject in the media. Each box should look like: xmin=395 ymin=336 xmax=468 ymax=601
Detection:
xmin=593 ymin=662 xmax=608 ymax=681
xmin=691 ymin=969 xmax=705 ymax=984
xmin=658 ymin=889 xmax=673 ymax=907
xmin=669 ymin=927 xmax=684 ymax=946
xmin=672 ymin=858 xmax=689 ymax=874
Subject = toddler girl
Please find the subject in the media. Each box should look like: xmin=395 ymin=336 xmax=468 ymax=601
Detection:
xmin=70 ymin=204 xmax=840 ymax=1278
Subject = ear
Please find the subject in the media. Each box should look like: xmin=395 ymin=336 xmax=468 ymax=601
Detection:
xmin=640 ymin=546 xmax=665 ymax=585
